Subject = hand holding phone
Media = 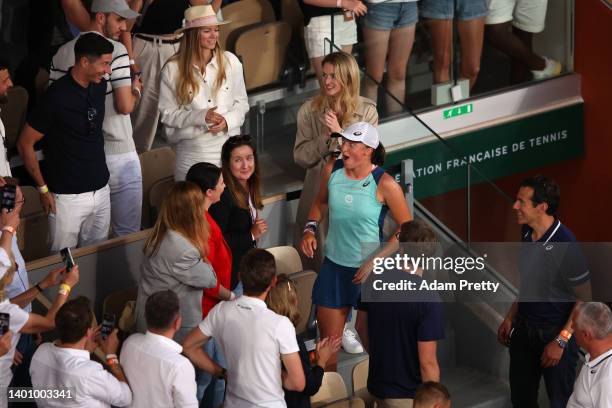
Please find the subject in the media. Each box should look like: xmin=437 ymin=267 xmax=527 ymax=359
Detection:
xmin=100 ymin=313 xmax=116 ymax=340
xmin=60 ymin=248 xmax=75 ymax=272
xmin=0 ymin=313 xmax=10 ymax=336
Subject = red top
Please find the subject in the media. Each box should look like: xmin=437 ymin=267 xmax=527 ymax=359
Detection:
xmin=202 ymin=211 xmax=233 ymax=317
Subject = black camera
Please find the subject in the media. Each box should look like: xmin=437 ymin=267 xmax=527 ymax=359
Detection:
xmin=0 ymin=184 xmax=16 ymax=212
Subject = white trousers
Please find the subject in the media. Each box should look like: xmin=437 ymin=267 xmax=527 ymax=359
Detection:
xmin=48 ymin=184 xmax=111 ymax=253
xmin=106 ymin=152 xmax=143 ymax=236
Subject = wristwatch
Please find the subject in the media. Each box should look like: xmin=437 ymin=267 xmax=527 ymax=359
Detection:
xmin=556 ymin=336 xmax=568 ymax=349
xmin=216 ymin=367 xmax=227 ymax=379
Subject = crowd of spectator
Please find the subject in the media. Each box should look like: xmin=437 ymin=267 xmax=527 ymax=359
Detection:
xmin=0 ymin=0 xmax=608 ymax=407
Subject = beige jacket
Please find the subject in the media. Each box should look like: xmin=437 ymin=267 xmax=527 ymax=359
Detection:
xmin=292 ymin=96 xmax=378 ymax=271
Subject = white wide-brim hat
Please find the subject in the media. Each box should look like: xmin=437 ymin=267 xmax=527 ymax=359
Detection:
xmin=174 ymin=5 xmax=230 ymax=34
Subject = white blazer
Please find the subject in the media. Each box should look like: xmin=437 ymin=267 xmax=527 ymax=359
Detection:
xmin=158 ymin=51 xmax=249 ymax=180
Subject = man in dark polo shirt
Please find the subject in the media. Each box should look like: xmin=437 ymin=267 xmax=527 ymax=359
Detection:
xmin=356 ymin=220 xmax=444 ymax=407
xmin=497 ymin=175 xmax=591 ymax=408
xmin=18 ymin=33 xmax=113 ymax=253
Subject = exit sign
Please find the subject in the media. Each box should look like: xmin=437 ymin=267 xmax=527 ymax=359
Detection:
xmin=443 ymin=104 xmax=473 ymax=119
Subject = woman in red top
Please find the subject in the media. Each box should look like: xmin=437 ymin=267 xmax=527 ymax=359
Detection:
xmin=186 ymin=162 xmax=234 ymax=405
xmin=187 ymin=162 xmax=235 ymax=317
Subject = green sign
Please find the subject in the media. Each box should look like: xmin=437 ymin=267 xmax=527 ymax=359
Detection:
xmin=443 ymin=104 xmax=473 ymax=119
xmin=385 ymin=103 xmax=584 ymax=200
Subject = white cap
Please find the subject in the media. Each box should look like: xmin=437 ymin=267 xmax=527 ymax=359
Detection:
xmin=91 ymin=0 xmax=140 ymax=19
xmin=332 ymin=122 xmax=379 ymax=149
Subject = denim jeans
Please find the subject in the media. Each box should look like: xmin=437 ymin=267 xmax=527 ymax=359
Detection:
xmin=106 ymin=152 xmax=143 ymax=236
xmin=196 ymin=338 xmax=226 ymax=407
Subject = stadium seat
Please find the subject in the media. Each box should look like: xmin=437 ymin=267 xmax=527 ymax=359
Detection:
xmin=18 ymin=185 xmax=49 ymax=261
xmin=139 ymin=147 xmax=175 ymax=228
xmin=0 ymin=86 xmax=28 ymax=150
xmin=102 ymin=287 xmax=138 ymax=333
xmin=267 ymin=245 xmax=302 ymax=275
xmin=35 ymin=68 xmax=49 ymax=102
xmin=149 ymin=177 xmax=175 ymax=222
xmin=219 ymin=0 xmax=276 ymax=51
xmin=311 ymin=372 xmax=349 ymax=407
xmin=288 ymin=270 xmax=317 ymax=334
xmin=235 ymin=22 xmax=292 ymax=90
xmin=352 ymin=359 xmax=375 ymax=406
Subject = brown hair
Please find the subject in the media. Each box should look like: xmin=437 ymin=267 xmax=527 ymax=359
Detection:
xmin=240 ymin=249 xmax=276 ymax=296
xmin=55 ymin=296 xmax=94 ymax=344
xmin=171 ymin=28 xmax=228 ymax=106
xmin=312 ymin=52 xmax=360 ymax=126
xmin=221 ymin=135 xmax=263 ymax=210
xmin=144 ymin=181 xmax=210 ymax=258
xmin=266 ymin=274 xmax=300 ymax=327
xmin=398 ymin=220 xmax=438 ymax=258
xmin=414 ymin=382 xmax=451 ymax=408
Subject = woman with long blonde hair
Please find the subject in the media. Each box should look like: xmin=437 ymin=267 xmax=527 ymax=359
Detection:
xmin=158 ymin=5 xmax=249 ymax=181
xmin=293 ymin=51 xmax=379 ymax=271
xmin=135 ymin=181 xmax=217 ymax=342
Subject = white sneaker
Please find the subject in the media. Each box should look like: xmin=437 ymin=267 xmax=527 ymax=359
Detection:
xmin=342 ymin=327 xmax=364 ymax=354
xmin=531 ymin=57 xmax=562 ymax=80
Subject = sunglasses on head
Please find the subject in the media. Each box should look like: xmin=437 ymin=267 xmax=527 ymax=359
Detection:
xmin=227 ymin=135 xmax=252 ymax=145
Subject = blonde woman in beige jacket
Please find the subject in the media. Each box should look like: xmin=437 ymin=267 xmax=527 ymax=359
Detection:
xmin=293 ymin=52 xmax=378 ymax=273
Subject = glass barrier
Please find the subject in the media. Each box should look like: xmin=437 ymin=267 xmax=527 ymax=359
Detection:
xmin=321 ymin=0 xmax=573 ymax=111
xmin=16 ymin=0 xmax=574 ymax=265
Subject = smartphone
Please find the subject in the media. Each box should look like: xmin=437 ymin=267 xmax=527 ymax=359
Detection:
xmin=100 ymin=313 xmax=116 ymax=340
xmin=0 ymin=313 xmax=10 ymax=336
xmin=0 ymin=184 xmax=16 ymax=212
xmin=60 ymin=247 xmax=75 ymax=272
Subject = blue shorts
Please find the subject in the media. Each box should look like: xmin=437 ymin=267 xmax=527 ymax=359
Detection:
xmin=312 ymin=257 xmax=361 ymax=309
xmin=364 ymin=2 xmax=418 ymax=30
xmin=420 ymin=0 xmax=488 ymax=21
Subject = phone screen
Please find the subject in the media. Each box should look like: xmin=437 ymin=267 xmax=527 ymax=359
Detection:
xmin=101 ymin=313 xmax=116 ymax=339
xmin=60 ymin=248 xmax=75 ymax=272
xmin=0 ymin=313 xmax=10 ymax=336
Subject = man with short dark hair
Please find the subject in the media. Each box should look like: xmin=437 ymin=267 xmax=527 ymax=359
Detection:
xmin=50 ymin=0 xmax=144 ymax=237
xmin=497 ymin=175 xmax=591 ymax=408
xmin=356 ymin=220 xmax=444 ymax=407
xmin=413 ymin=382 xmax=451 ymax=408
xmin=182 ymin=248 xmax=306 ymax=407
xmin=567 ymin=302 xmax=612 ymax=407
xmin=29 ymin=296 xmax=132 ymax=407
xmin=121 ymin=290 xmax=199 ymax=407
xmin=18 ymin=33 xmax=114 ymax=253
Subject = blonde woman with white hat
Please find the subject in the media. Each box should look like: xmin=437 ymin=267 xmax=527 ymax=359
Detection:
xmin=158 ymin=5 xmax=249 ymax=181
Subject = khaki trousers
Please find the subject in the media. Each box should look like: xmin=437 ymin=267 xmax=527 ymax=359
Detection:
xmin=131 ymin=35 xmax=180 ymax=153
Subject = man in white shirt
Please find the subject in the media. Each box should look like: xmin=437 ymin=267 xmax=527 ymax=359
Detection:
xmin=567 ymin=302 xmax=612 ymax=408
xmin=30 ymin=296 xmax=132 ymax=408
xmin=183 ymin=248 xmax=305 ymax=407
xmin=49 ymin=0 xmax=143 ymax=237
xmin=121 ymin=289 xmax=199 ymax=407
xmin=0 ymin=204 xmax=80 ymax=407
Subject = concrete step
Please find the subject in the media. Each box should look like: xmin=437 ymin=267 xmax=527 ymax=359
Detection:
xmin=443 ymin=366 xmax=511 ymax=408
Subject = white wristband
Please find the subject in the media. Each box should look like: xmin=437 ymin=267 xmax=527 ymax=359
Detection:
xmin=336 ymin=0 xmax=342 ymax=7
xmin=129 ymin=59 xmax=135 ymax=65
xmin=229 ymin=292 xmax=236 ymax=301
